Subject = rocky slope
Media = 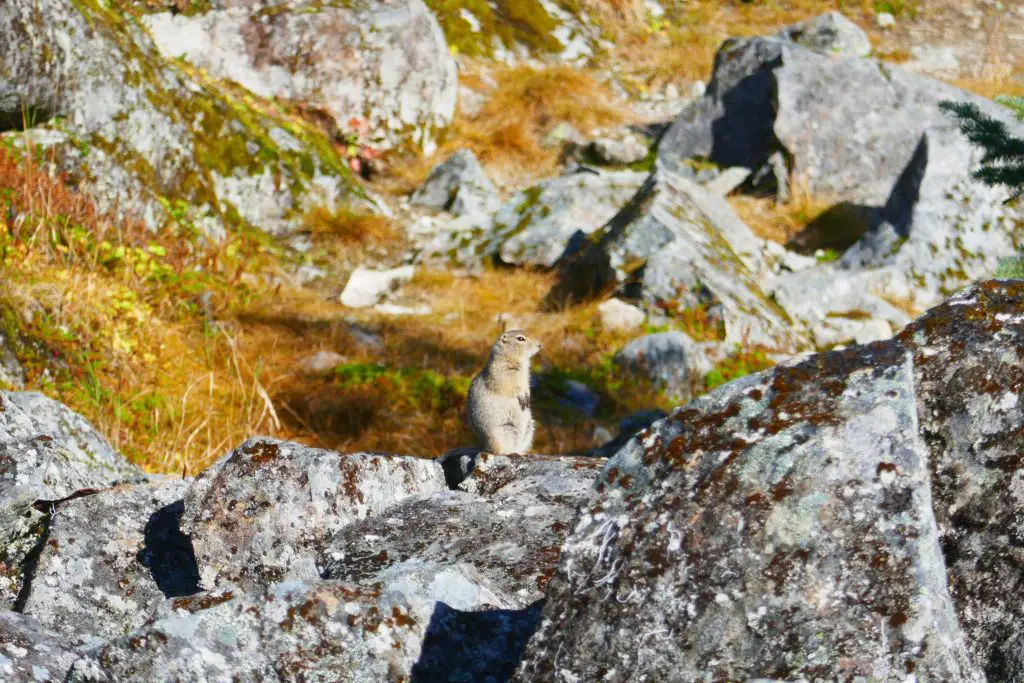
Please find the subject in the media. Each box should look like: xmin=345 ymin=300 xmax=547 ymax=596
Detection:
xmin=3 ymin=1 xmax=1024 ymax=679
xmin=2 ymin=281 xmax=1024 ymax=680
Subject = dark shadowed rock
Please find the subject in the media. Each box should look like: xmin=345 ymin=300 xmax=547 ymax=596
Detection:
xmin=20 ymin=480 xmax=196 ymax=642
xmin=517 ymin=280 xmax=1024 ymax=681
xmin=0 ymin=611 xmax=92 ymax=682
xmin=546 ymin=171 xmax=797 ymax=350
xmin=181 ymin=438 xmax=447 ymax=593
xmin=0 ymin=392 xmax=140 ymax=609
xmin=411 ymin=149 xmax=500 ymax=217
xmin=585 ymin=409 xmax=669 ymax=459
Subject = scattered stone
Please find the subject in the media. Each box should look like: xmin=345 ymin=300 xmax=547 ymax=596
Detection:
xmin=496 ymin=170 xmax=648 ymax=268
xmin=770 ymin=265 xmax=912 ymax=348
xmin=339 ymin=265 xmax=416 ymax=308
xmin=615 ymin=331 xmax=713 ymax=402
xmin=598 ymin=298 xmax=646 ymax=331
xmin=20 ymin=480 xmax=195 ymax=642
xmin=181 ymin=437 xmax=447 ymax=593
xmin=903 ymin=45 xmax=963 ymax=77
xmin=298 ymin=350 xmax=345 ymax=375
xmin=542 ymin=122 xmax=585 ymax=149
xmin=777 ymin=11 xmax=872 ymax=58
xmin=590 ymin=133 xmax=649 ymax=166
xmin=410 ymin=149 xmax=500 ymax=217
xmin=876 ymin=11 xmax=896 ymax=28
xmin=546 ymin=171 xmax=798 ymax=351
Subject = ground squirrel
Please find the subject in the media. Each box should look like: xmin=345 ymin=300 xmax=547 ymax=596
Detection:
xmin=467 ymin=329 xmax=541 ymax=455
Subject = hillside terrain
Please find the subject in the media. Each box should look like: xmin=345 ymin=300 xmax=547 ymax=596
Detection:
xmin=1 ymin=0 xmax=1024 ymax=680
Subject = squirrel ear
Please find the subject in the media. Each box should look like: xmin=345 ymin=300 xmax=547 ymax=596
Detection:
xmin=498 ymin=315 xmax=509 ymax=333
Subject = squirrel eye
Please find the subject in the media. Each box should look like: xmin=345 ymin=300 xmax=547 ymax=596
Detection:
xmin=517 ymin=336 xmax=526 ymax=342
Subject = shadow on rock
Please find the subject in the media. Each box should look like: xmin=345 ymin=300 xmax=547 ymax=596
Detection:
xmin=411 ymin=600 xmax=544 ymax=683
xmin=137 ymin=500 xmax=200 ymax=598
xmin=785 ymin=201 xmax=876 ymax=255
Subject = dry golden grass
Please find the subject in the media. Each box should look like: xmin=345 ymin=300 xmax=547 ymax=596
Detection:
xmin=0 ymin=145 xmax=674 ymax=472
xmin=605 ymin=0 xmax=888 ymax=93
xmin=388 ymin=62 xmax=631 ymax=191
xmin=728 ymin=180 xmax=837 ymax=245
xmin=301 ymin=206 xmax=398 ymax=244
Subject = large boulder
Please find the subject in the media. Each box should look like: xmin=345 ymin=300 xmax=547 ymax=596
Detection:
xmin=657 ymin=33 xmax=1007 ymax=203
xmin=142 ymin=0 xmax=457 ymax=153
xmin=0 ymin=392 xmax=140 ymax=608
xmin=181 ymin=437 xmax=447 ymax=592
xmin=68 ymin=451 xmax=601 ymax=682
xmin=660 ymin=29 xmax=1024 ymax=329
xmin=545 ymin=171 xmax=798 ymax=350
xmin=514 ymin=280 xmax=1024 ymax=681
xmin=19 ymin=480 xmax=196 ymax=642
xmin=0 ymin=0 xmax=357 ymax=238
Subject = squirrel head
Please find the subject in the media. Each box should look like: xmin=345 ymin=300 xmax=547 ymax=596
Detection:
xmin=492 ymin=329 xmax=541 ymax=361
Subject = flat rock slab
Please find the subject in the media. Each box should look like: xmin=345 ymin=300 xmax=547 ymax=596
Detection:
xmin=182 ymin=438 xmax=447 ymax=593
xmin=322 ymin=453 xmax=603 ymax=608
xmin=68 ymin=574 xmax=539 ymax=682
xmin=0 ymin=611 xmax=91 ymax=682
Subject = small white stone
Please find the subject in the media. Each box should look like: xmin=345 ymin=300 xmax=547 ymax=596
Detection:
xmin=598 ymin=298 xmax=646 ymax=331
xmin=876 ymin=12 xmax=895 ymax=28
xmin=339 ymin=265 xmax=415 ymax=308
